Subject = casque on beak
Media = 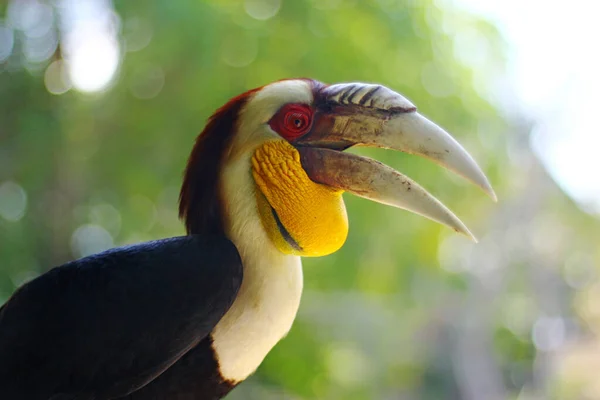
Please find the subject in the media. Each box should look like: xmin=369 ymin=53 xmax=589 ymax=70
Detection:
xmin=294 ymin=82 xmax=496 ymax=242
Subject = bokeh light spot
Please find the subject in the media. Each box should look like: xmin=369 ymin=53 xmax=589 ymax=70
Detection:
xmin=563 ymin=253 xmax=596 ymax=290
xmin=23 ymin=29 xmax=58 ymax=63
xmin=453 ymin=27 xmax=491 ymax=71
xmin=22 ymin=2 xmax=54 ymax=39
xmin=44 ymin=59 xmax=72 ymax=95
xmin=221 ymin=34 xmax=258 ymax=68
xmin=67 ymin=33 xmax=120 ymax=93
xmin=532 ymin=316 xmax=565 ymax=352
xmin=325 ymin=343 xmax=371 ymax=388
xmin=244 ymin=0 xmax=281 ymax=21
xmin=0 ymin=22 xmax=15 ymax=63
xmin=123 ymin=17 xmax=152 ymax=52
xmin=10 ymin=269 xmax=40 ymax=288
xmin=7 ymin=0 xmax=46 ymax=33
xmin=89 ymin=203 xmax=122 ymax=237
xmin=71 ymin=224 xmax=114 ymax=258
xmin=129 ymin=66 xmax=165 ymax=100
xmin=0 ymin=181 xmax=28 ymax=222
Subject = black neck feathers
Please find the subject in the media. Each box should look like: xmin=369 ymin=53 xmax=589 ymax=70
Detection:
xmin=179 ymin=90 xmax=257 ymax=235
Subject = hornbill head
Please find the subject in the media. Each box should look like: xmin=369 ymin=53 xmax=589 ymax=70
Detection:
xmin=180 ymin=79 xmax=495 ymax=257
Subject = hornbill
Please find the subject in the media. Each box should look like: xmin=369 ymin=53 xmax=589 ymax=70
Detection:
xmin=0 ymin=79 xmax=495 ymax=399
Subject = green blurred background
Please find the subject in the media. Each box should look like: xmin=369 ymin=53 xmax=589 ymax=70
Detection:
xmin=1 ymin=0 xmax=599 ymax=399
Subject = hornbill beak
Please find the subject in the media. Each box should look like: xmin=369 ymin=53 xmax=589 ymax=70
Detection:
xmin=295 ymin=83 xmax=496 ymax=242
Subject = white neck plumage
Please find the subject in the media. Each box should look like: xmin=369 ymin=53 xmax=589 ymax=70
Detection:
xmin=209 ymin=148 xmax=304 ymax=383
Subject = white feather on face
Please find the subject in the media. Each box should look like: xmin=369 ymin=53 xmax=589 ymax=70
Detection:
xmin=225 ymin=79 xmax=315 ymax=161
xmin=211 ymin=80 xmax=313 ymax=382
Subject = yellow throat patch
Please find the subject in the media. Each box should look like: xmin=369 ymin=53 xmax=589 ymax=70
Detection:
xmin=252 ymin=140 xmax=348 ymax=257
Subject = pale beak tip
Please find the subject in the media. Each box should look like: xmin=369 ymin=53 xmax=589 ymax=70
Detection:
xmin=468 ymin=166 xmax=496 ymax=202
xmin=457 ymin=227 xmax=478 ymax=243
xmin=480 ymin=179 xmax=497 ymax=202
xmin=485 ymin=185 xmax=498 ymax=202
xmin=446 ymin=214 xmax=478 ymax=243
xmin=467 ymin=232 xmax=479 ymax=243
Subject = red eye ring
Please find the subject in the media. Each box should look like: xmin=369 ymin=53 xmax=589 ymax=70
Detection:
xmin=269 ymin=104 xmax=314 ymax=141
xmin=285 ymin=111 xmax=310 ymax=133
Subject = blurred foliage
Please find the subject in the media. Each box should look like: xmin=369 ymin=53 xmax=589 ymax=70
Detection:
xmin=1 ymin=0 xmax=599 ymax=399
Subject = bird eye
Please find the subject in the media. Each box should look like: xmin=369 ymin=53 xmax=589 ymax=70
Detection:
xmin=269 ymin=104 xmax=314 ymax=141
xmin=286 ymin=112 xmax=308 ymax=131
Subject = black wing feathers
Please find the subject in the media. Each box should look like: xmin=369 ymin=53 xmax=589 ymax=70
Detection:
xmin=0 ymin=235 xmax=242 ymax=400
